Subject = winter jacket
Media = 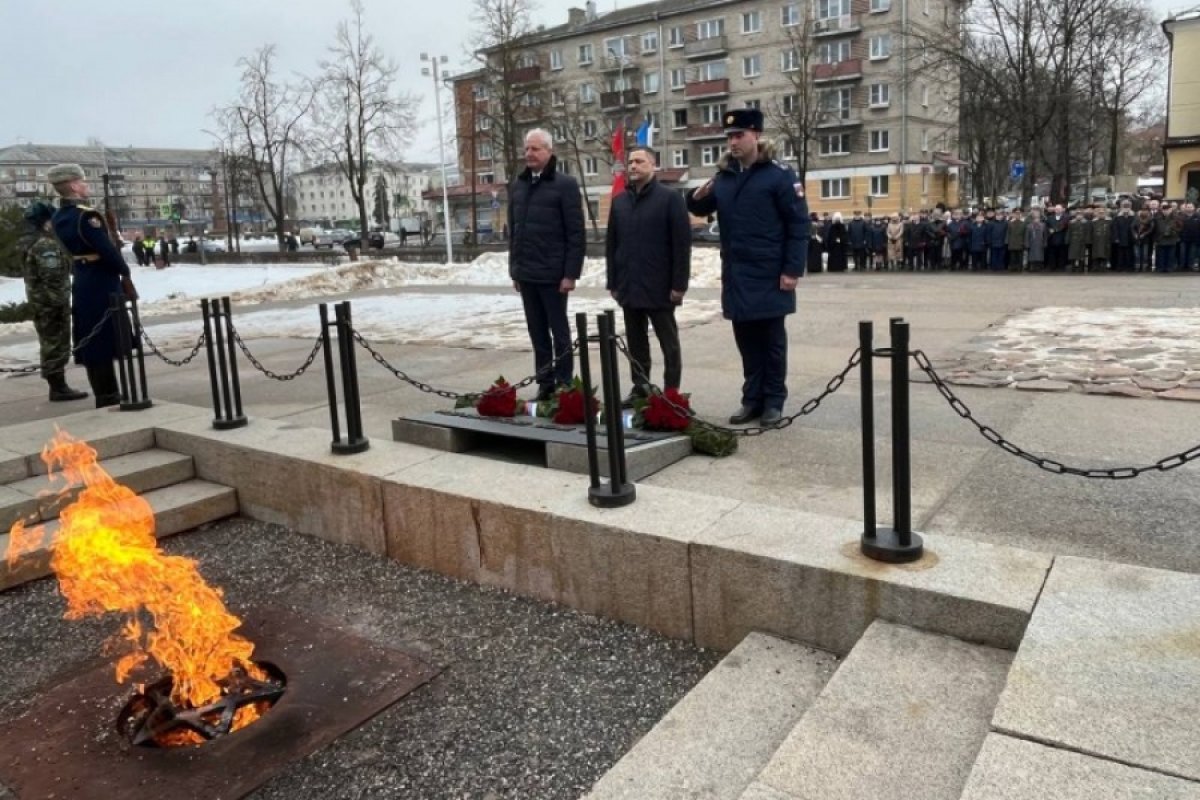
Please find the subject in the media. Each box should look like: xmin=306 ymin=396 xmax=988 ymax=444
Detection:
xmin=507 ymin=155 xmax=585 ymax=284
xmin=686 ymin=139 xmax=808 ymax=322
xmin=1046 ymin=213 xmax=1068 ymax=246
xmin=1090 ymin=218 xmax=1112 ymax=260
xmin=969 ymin=221 xmax=988 ymax=253
xmin=986 ymin=219 xmax=1008 ymax=249
xmin=1068 ymin=217 xmax=1094 ymax=261
xmin=605 ymin=178 xmax=691 ymax=310
xmin=1180 ymin=211 xmax=1200 ymax=243
xmin=847 ymin=217 xmax=869 ymax=249
xmin=1006 ymin=217 xmax=1027 ymax=251
xmin=1025 ymin=221 xmax=1047 ymax=262
xmin=1155 ymin=213 xmax=1181 ymax=246
xmin=1111 ymin=213 xmax=1135 ymax=248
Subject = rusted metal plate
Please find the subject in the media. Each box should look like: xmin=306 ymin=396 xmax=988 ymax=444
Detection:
xmin=0 ymin=605 xmax=440 ymax=800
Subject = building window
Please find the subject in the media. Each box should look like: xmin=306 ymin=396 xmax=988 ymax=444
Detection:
xmin=696 ymin=60 xmax=727 ymax=81
xmin=669 ymin=25 xmax=686 ymax=47
xmin=550 ymin=49 xmax=563 ymax=70
xmin=696 ymin=18 xmax=725 ymax=39
xmin=673 ymin=148 xmax=689 ymax=167
xmin=780 ymin=138 xmax=795 ymax=159
xmin=553 ymin=124 xmax=567 ymax=141
xmin=781 ymin=3 xmax=800 ymax=26
xmin=642 ymin=30 xmax=658 ymax=52
xmin=816 ymin=0 xmax=851 ymax=18
xmin=578 ymin=43 xmax=593 ymax=65
xmin=743 ymin=54 xmax=762 ymax=77
xmin=480 ymin=173 xmax=495 ymax=184
xmin=819 ymin=133 xmax=851 ymax=155
xmin=922 ymin=129 xmax=930 ymax=151
xmin=583 ymin=119 xmax=598 ymax=138
xmin=921 ymin=84 xmax=930 ymax=107
xmin=580 ymin=83 xmax=595 ymax=103
xmin=478 ymin=142 xmax=493 ymax=160
xmin=584 ymin=156 xmax=598 ymax=175
xmin=821 ymin=178 xmax=851 ymax=198
xmin=820 ymin=87 xmax=852 ymax=118
xmin=869 ymin=82 xmax=890 ymax=107
xmin=869 ymin=34 xmax=892 ymax=59
xmin=870 ymin=175 xmax=889 ymax=196
xmin=643 ymin=71 xmax=660 ymax=93
xmin=672 ymin=108 xmax=689 ymax=129
xmin=670 ymin=67 xmax=686 ymax=89
xmin=607 ymin=75 xmax=631 ymax=92
xmin=781 ymin=49 xmax=800 ymax=72
xmin=551 ymin=89 xmax=565 ymax=106
xmin=869 ymin=129 xmax=890 ymax=151
xmin=742 ymin=10 xmax=762 ymax=33
xmin=701 ymin=102 xmax=728 ymax=124
xmin=701 ymin=145 xmax=723 ymax=166
xmin=818 ymin=40 xmax=851 ymax=64
xmin=871 ymin=0 xmax=891 ymax=10
xmin=745 ymin=98 xmax=761 ymax=109
xmin=605 ymin=36 xmax=633 ymax=59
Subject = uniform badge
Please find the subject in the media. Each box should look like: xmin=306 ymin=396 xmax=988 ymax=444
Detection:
xmin=88 ymin=216 xmax=104 ymax=228
xmin=725 ymin=114 xmax=735 ymax=126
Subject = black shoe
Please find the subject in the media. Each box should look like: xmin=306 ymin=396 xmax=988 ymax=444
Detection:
xmin=95 ymin=392 xmax=122 ymax=409
xmin=760 ymin=408 xmax=784 ymax=427
xmin=46 ymin=375 xmax=89 ymax=402
xmin=728 ymin=405 xmax=762 ymax=425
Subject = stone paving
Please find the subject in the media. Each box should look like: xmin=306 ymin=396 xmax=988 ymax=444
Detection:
xmin=933 ymin=307 xmax=1200 ymax=401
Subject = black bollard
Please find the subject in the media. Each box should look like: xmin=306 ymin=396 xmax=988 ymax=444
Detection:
xmin=861 ymin=318 xmax=923 ymax=563
xmin=859 ymin=321 xmax=877 ymax=536
xmin=575 ymin=313 xmax=602 ymax=491
xmin=111 ymin=294 xmax=152 ymax=411
xmin=589 ymin=312 xmax=635 ymax=508
xmin=202 ymin=297 xmax=247 ymax=430
xmin=333 ymin=301 xmax=369 ymax=454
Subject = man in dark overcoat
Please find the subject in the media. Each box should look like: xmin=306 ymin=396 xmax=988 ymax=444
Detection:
xmin=685 ymin=108 xmax=808 ymax=427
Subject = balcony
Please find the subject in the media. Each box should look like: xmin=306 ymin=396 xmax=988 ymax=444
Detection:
xmin=685 ymin=77 xmax=730 ymax=100
xmin=600 ymin=89 xmax=642 ymax=110
xmin=812 ymin=14 xmax=861 ymax=37
xmin=816 ymin=112 xmax=863 ymax=128
xmin=813 ymin=58 xmax=863 ymax=83
xmin=686 ymin=123 xmax=726 ymax=140
xmin=601 ymin=52 xmax=640 ymax=72
xmin=508 ymin=64 xmax=542 ymax=84
xmin=684 ymin=35 xmax=728 ymax=59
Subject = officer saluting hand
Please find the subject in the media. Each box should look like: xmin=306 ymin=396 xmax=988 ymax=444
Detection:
xmin=47 ymin=162 xmax=137 ymax=408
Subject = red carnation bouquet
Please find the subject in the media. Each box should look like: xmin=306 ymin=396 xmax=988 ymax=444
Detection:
xmin=640 ymin=387 xmax=692 ymax=431
xmin=475 ymin=376 xmax=521 ymax=417
xmin=552 ymin=376 xmax=600 ymax=425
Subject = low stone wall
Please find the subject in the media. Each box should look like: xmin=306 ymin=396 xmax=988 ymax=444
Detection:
xmin=172 ymin=250 xmax=345 ymax=266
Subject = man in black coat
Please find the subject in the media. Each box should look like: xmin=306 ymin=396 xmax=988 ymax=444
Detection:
xmin=508 ymin=128 xmax=586 ymax=400
xmin=605 ymin=147 xmax=691 ymax=401
xmin=847 ymin=210 xmax=869 ymax=271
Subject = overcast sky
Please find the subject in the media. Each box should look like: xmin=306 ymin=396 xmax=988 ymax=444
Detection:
xmin=0 ymin=0 xmax=1187 ymax=163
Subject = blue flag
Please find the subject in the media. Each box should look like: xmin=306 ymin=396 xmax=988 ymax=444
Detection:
xmin=635 ymin=118 xmax=653 ymax=148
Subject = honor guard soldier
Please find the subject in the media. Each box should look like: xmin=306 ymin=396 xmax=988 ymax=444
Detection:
xmin=685 ymin=108 xmax=809 ymax=427
xmin=47 ymin=162 xmax=138 ymax=408
xmin=20 ymin=202 xmax=88 ymax=402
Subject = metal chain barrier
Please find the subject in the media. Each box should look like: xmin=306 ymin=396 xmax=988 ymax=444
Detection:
xmin=351 ymin=327 xmax=580 ymax=400
xmin=614 ymin=336 xmax=861 ymax=436
xmin=141 ymin=328 xmax=206 ymax=367
xmin=912 ymin=349 xmax=1200 ymax=478
xmin=230 ymin=324 xmax=324 ymax=382
xmin=0 ymin=307 xmax=116 ymax=374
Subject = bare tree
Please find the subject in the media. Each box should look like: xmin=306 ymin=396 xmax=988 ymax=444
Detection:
xmin=545 ymin=84 xmax=608 ymax=237
xmin=766 ymin=6 xmax=828 ymax=183
xmin=1094 ymin=1 xmax=1162 ymax=176
xmin=221 ymin=45 xmax=313 ymax=250
xmin=315 ymin=0 xmax=419 ymax=243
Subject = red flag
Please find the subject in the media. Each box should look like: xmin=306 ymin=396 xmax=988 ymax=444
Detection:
xmin=611 ymin=123 xmax=626 ymax=197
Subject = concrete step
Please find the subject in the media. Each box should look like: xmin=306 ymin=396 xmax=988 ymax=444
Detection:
xmin=741 ymin=621 xmax=1012 ymax=800
xmin=1 ymin=479 xmax=238 ymax=591
xmin=585 ymin=633 xmax=839 ymax=800
xmin=1 ymin=449 xmax=195 ymax=530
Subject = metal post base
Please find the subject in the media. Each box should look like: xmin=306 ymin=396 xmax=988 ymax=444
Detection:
xmin=213 ymin=416 xmax=249 ymax=430
xmin=588 ymin=482 xmax=637 ymax=508
xmin=331 ymin=437 xmax=371 ymax=455
xmin=119 ymin=399 xmax=153 ymax=412
xmin=861 ymin=528 xmax=924 ymax=563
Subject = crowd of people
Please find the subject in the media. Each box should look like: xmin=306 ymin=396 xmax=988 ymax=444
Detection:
xmin=804 ymin=199 xmax=1200 ymax=274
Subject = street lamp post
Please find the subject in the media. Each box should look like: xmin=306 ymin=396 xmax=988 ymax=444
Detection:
xmin=421 ymin=52 xmax=455 ymax=263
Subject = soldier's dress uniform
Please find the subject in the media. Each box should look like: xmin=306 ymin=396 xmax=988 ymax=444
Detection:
xmin=19 ymin=203 xmax=88 ymax=402
xmin=48 ymin=164 xmax=132 ymax=408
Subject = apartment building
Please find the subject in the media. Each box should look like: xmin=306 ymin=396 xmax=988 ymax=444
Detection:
xmin=456 ymin=0 xmax=963 ymax=221
xmin=1163 ymin=8 xmax=1200 ymax=202
xmin=0 ymin=143 xmax=223 ymax=228
xmin=291 ymin=162 xmax=437 ymax=227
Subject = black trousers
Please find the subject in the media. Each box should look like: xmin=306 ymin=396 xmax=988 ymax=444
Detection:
xmin=518 ymin=281 xmax=573 ymax=391
xmin=85 ymin=361 xmax=121 ymax=408
xmin=622 ymin=306 xmax=681 ymax=391
xmin=732 ymin=316 xmax=788 ymax=412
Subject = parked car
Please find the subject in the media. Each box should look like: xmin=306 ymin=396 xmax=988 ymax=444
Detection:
xmin=311 ymin=230 xmax=336 ymax=249
xmin=342 ymin=231 xmax=403 ymax=250
xmin=298 ymin=226 xmax=322 ymax=246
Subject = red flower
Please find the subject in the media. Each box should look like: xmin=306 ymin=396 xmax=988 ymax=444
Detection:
xmin=476 ymin=376 xmax=520 ymax=417
xmin=552 ymin=380 xmax=600 ymax=425
xmin=642 ymin=388 xmax=691 ymax=431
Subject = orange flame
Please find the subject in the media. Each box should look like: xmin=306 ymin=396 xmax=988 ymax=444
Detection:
xmin=4 ymin=430 xmax=260 ymax=711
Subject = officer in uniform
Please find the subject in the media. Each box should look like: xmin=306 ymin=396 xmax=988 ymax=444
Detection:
xmin=47 ymin=163 xmax=137 ymax=408
xmin=685 ymin=108 xmax=808 ymax=427
xmin=19 ymin=202 xmax=88 ymax=402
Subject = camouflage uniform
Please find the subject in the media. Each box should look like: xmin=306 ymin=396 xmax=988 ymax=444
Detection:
xmin=20 ymin=231 xmax=73 ymax=379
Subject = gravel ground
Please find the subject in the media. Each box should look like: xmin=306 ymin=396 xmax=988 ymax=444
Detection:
xmin=0 ymin=518 xmax=721 ymax=799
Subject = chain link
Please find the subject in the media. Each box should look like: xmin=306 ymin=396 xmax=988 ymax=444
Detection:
xmin=0 ymin=307 xmax=117 ymax=374
xmin=230 ymin=324 xmax=323 ymax=381
xmin=140 ymin=328 xmax=206 ymax=367
xmin=351 ymin=327 xmax=580 ymax=400
xmin=912 ymin=349 xmax=1200 ymax=479
xmin=613 ymin=336 xmax=860 ymax=436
